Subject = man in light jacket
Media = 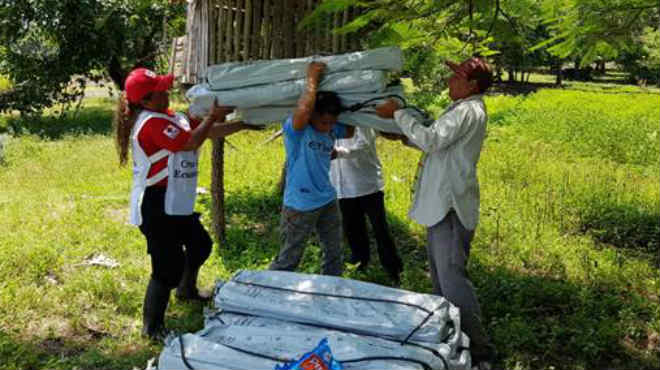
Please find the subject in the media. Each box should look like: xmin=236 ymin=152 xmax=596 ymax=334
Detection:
xmin=375 ymin=57 xmax=496 ymax=370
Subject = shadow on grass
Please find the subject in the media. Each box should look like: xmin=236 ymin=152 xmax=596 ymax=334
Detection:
xmin=0 ymin=328 xmax=154 ymax=370
xmin=4 ymin=106 xmax=113 ymax=139
xmin=577 ymin=200 xmax=660 ymax=266
xmin=490 ymin=78 xmax=657 ymax=97
xmin=0 ymin=297 xmax=211 ymax=370
xmin=471 ymin=260 xmax=659 ymax=370
xmin=491 ymin=81 xmax=558 ymax=96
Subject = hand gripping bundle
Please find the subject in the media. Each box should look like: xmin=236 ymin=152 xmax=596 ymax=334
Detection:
xmin=156 ymin=270 xmax=472 ymax=370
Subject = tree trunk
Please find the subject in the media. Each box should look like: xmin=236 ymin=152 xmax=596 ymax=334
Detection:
xmin=555 ymin=60 xmax=563 ymax=86
xmin=211 ymin=138 xmax=226 ymax=242
xmin=108 ymin=55 xmax=126 ymax=90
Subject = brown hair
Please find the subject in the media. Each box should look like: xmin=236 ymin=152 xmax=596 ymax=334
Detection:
xmin=113 ymin=92 xmax=143 ymax=166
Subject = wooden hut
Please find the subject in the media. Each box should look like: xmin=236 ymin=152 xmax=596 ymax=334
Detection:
xmin=177 ymin=0 xmax=361 ymax=240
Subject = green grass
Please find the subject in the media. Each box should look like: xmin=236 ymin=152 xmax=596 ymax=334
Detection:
xmin=0 ymin=75 xmax=10 ymax=91
xmin=0 ymin=80 xmax=658 ymax=370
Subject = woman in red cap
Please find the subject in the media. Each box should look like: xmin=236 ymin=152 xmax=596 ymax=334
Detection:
xmin=113 ymin=67 xmax=253 ymax=340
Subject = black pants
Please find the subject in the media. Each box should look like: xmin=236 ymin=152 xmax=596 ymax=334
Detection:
xmin=338 ymin=191 xmax=402 ymax=277
xmin=138 ymin=187 xmax=212 ymax=288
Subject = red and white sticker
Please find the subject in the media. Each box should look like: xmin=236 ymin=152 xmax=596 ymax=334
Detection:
xmin=163 ymin=124 xmax=180 ymax=139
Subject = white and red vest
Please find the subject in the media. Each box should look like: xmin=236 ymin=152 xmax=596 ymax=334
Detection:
xmin=129 ymin=110 xmax=199 ymax=226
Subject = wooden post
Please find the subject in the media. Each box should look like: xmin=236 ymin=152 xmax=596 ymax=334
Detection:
xmin=211 ymin=137 xmax=226 ymax=242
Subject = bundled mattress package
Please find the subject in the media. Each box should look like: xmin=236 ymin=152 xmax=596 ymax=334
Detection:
xmin=156 ymin=270 xmax=472 ymax=370
xmin=186 ymin=47 xmax=407 ymax=133
xmin=232 ymin=86 xmax=406 ymax=133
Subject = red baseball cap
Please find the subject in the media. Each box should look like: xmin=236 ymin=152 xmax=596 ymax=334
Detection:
xmin=124 ymin=68 xmax=174 ymax=104
xmin=445 ymin=57 xmax=493 ymax=92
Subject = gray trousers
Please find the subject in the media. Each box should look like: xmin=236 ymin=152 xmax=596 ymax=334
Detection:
xmin=427 ymin=211 xmax=494 ymax=359
xmin=269 ymin=201 xmax=343 ymax=276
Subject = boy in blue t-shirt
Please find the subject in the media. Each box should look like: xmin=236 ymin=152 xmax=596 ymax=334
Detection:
xmin=269 ymin=61 xmax=355 ymax=275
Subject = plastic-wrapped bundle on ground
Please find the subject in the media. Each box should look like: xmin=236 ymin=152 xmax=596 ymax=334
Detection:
xmin=214 ymin=270 xmax=464 ymax=346
xmin=158 ymin=334 xmax=423 ymax=370
xmin=205 ymin=47 xmax=403 ymax=90
xmin=156 ymin=311 xmax=471 ymax=370
xmin=186 ymin=70 xmax=386 ymax=117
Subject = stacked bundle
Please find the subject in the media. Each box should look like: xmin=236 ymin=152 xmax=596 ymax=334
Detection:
xmin=156 ymin=270 xmax=472 ymax=370
xmin=186 ymin=47 xmax=407 ymax=133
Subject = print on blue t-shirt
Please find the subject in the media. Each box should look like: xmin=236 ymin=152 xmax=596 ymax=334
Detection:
xmin=282 ymin=115 xmax=347 ymax=211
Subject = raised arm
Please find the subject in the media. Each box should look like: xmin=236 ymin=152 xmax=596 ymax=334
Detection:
xmin=375 ymin=98 xmax=472 ymax=153
xmin=292 ymin=62 xmax=326 ymax=131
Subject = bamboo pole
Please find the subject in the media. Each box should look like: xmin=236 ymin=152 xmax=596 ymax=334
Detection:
xmin=216 ymin=0 xmax=225 ymax=63
xmin=332 ymin=11 xmax=339 ymax=53
xmin=243 ymin=0 xmax=252 ymax=60
xmin=313 ymin=0 xmax=321 ymax=54
xmin=209 ymin=0 xmax=216 ymax=66
xmin=294 ymin=3 xmax=305 ymax=57
xmin=262 ymin=0 xmax=272 ymax=59
xmin=304 ymin=0 xmax=313 ymax=55
xmin=251 ymin=0 xmax=262 ymax=59
xmin=272 ymin=0 xmax=283 ymax=58
xmin=224 ymin=0 xmax=234 ymax=61
xmin=199 ymin=0 xmax=209 ymax=80
xmin=341 ymin=8 xmax=348 ymax=52
xmin=283 ymin=0 xmax=295 ymax=57
xmin=349 ymin=6 xmax=360 ymax=51
xmin=234 ymin=0 xmax=243 ymax=61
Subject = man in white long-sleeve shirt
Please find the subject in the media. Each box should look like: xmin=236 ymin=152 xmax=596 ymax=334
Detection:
xmin=375 ymin=57 xmax=496 ymax=370
xmin=330 ymin=127 xmax=403 ymax=285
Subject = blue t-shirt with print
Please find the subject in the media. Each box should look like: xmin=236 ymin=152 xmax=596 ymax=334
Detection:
xmin=282 ymin=115 xmax=348 ymax=211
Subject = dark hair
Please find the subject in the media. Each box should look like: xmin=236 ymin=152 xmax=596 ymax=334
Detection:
xmin=314 ymin=91 xmax=343 ymax=116
xmin=113 ymin=92 xmax=151 ymax=166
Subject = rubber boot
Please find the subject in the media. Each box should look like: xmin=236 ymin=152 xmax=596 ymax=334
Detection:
xmin=175 ymin=263 xmax=211 ymax=303
xmin=142 ymin=278 xmax=171 ymax=341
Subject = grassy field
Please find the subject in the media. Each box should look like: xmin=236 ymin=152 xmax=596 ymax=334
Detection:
xmin=0 ymin=77 xmax=658 ymax=370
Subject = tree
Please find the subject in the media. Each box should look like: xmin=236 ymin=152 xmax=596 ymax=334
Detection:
xmin=304 ymin=0 xmax=559 ymax=88
xmin=533 ymin=0 xmax=659 ymax=67
xmin=617 ymin=26 xmax=660 ymax=85
xmin=0 ymin=0 xmax=186 ymax=115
